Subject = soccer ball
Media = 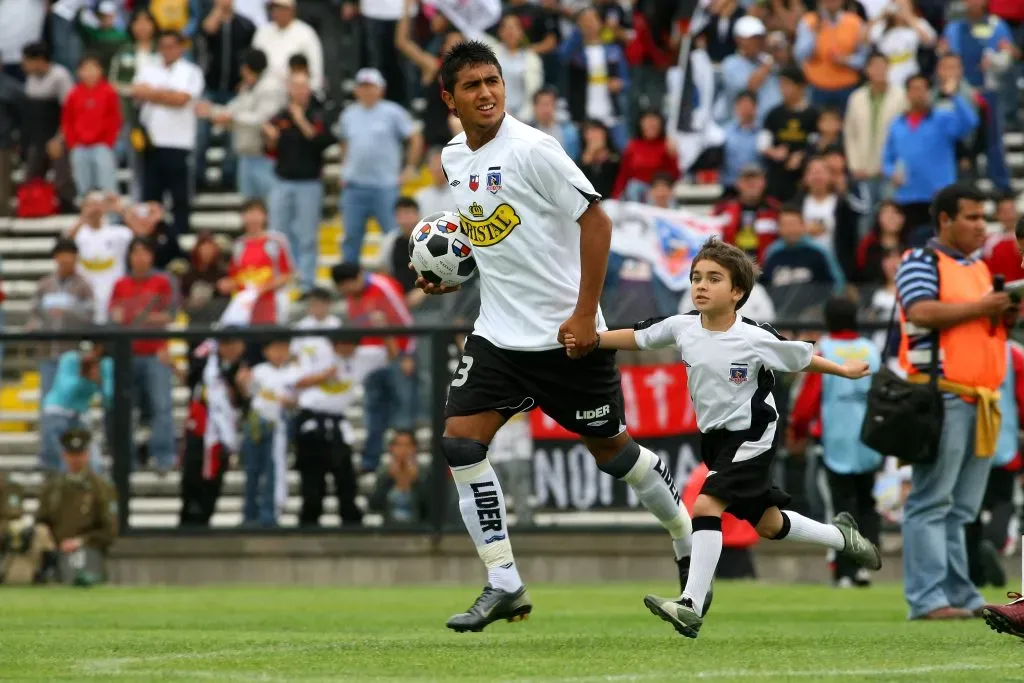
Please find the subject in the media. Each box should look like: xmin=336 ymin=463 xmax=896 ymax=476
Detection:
xmin=408 ymin=211 xmax=477 ymax=287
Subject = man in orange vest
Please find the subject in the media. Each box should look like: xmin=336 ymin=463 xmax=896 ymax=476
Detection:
xmin=793 ymin=0 xmax=869 ymax=112
xmin=895 ymin=183 xmax=1017 ymax=620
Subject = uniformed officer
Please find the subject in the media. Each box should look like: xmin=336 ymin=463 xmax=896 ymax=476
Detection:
xmin=35 ymin=428 xmax=117 ymax=585
xmin=1 ymin=471 xmax=57 ymax=585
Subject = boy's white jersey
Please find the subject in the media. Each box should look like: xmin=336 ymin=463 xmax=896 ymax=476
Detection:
xmin=635 ymin=312 xmax=813 ymax=433
xmin=442 ymin=114 xmax=605 ymax=351
xmin=250 ymin=362 xmax=301 ymax=422
xmin=294 ymin=336 xmax=360 ymax=416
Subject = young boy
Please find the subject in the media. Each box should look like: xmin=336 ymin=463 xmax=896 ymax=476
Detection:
xmin=62 ymin=53 xmax=122 ymax=200
xmin=563 ymin=239 xmax=881 ymax=638
xmin=789 ymin=296 xmax=883 ymax=588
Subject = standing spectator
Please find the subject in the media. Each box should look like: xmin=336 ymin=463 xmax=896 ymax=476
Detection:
xmin=68 ymin=192 xmax=137 ymax=324
xmin=721 ymin=91 xmax=761 ymax=192
xmin=869 ymin=0 xmax=937 ymax=88
xmin=529 ymin=87 xmax=581 ymax=162
xmin=194 ymin=0 xmax=256 ymax=191
xmin=759 ymin=66 xmax=819 ymax=203
xmin=560 ymin=6 xmax=630 ymax=149
xmin=721 ymin=16 xmax=781 ymax=125
xmin=359 ymin=0 xmax=411 ymax=105
xmin=843 ymin=52 xmax=908 ymax=229
xmin=108 ymin=237 xmax=178 ymax=473
xmin=882 ymin=74 xmax=978 ymax=246
xmin=855 ymin=200 xmax=905 ymax=284
xmin=224 ymin=198 xmax=294 ymax=325
xmin=612 ymin=110 xmax=677 ymax=201
xmin=413 ymin=148 xmax=454 ymax=218
xmin=794 ymin=0 xmax=868 ymax=111
xmin=485 ymin=15 xmax=543 ymax=122
xmin=578 ymin=119 xmax=620 ymax=200
xmin=368 ymin=430 xmax=427 ymax=525
xmin=0 ymin=0 xmax=46 ymax=81
xmin=895 ymin=183 xmax=1015 ymax=620
xmin=264 ymin=71 xmax=334 ymax=294
xmin=74 ymin=1 xmax=128 ymax=73
xmin=331 ymin=262 xmax=416 ymax=473
xmin=336 ymin=67 xmax=422 ymax=266
xmin=700 ymin=0 xmax=743 ymax=63
xmin=990 ymin=0 xmax=1024 ymax=130
xmin=133 ymin=30 xmax=205 ymax=246
xmin=38 ymin=341 xmax=111 ymax=473
xmin=26 ymin=239 xmax=95 ymax=398
xmin=712 ymin=163 xmax=780 ymax=263
xmin=181 ymin=233 xmax=232 ymax=326
xmin=798 ymin=155 xmax=860 ymax=283
xmin=253 ymin=0 xmax=323 ymax=92
xmin=506 ymin=0 xmax=561 ymax=88
xmin=623 ymin=0 xmax=677 ymax=127
xmin=983 ymin=194 xmax=1024 ymax=284
xmin=942 ymin=0 xmax=1017 ymax=193
xmin=62 ymin=53 xmax=121 ymax=200
xmin=0 ymin=71 xmax=24 ymax=218
xmin=760 ymin=203 xmax=845 ymax=310
xmin=22 ymin=42 xmax=76 ymax=213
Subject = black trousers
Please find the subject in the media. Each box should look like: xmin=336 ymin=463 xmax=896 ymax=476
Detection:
xmin=294 ymin=410 xmax=362 ymax=527
xmin=179 ymin=433 xmax=226 ymax=527
xmin=824 ymin=467 xmax=880 ymax=581
xmin=142 ymin=146 xmax=191 ymax=242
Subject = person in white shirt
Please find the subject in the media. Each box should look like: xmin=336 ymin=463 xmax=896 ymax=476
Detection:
xmin=132 ymin=30 xmax=204 ymax=246
xmin=67 ymin=192 xmax=139 ymax=324
xmin=413 ymin=148 xmax=455 ymax=218
xmin=252 ymin=0 xmax=323 ymax=93
xmin=417 ymin=41 xmax=693 ymax=633
xmin=290 ymin=287 xmax=341 ymax=362
xmin=566 ymin=239 xmax=880 ymax=639
xmin=868 ymin=0 xmax=937 ymax=87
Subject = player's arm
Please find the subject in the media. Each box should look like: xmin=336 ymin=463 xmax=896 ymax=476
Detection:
xmin=574 ymin=202 xmax=612 ymax=319
xmin=565 ymin=316 xmax=679 ymax=353
xmin=751 ymin=323 xmax=870 ymax=379
xmin=805 ymin=354 xmax=869 ymax=380
xmin=565 ymin=328 xmax=639 ymax=352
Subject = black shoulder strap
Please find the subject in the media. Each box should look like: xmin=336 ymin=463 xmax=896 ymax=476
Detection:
xmin=887 ymin=247 xmax=940 ymax=386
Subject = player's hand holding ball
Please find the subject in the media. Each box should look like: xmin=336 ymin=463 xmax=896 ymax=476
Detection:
xmin=409 ymin=211 xmax=477 ymax=295
xmin=841 ymin=359 xmax=871 ymax=379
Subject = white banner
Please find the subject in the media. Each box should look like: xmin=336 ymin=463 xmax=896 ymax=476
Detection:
xmin=427 ymin=0 xmax=502 ymax=39
xmin=605 ymin=200 xmax=727 ymax=292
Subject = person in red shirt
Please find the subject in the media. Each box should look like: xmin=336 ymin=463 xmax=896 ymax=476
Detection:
xmin=224 ymin=198 xmax=295 ymax=325
xmin=983 ymin=194 xmax=1024 ymax=284
xmin=108 ymin=237 xmax=178 ymax=473
xmin=710 ymin=164 xmax=780 ymax=263
xmin=61 ymin=52 xmax=122 ymax=200
xmin=612 ymin=110 xmax=678 ymax=200
xmin=331 ymin=262 xmax=416 ymax=472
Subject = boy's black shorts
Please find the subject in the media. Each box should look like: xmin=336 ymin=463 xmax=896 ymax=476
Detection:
xmin=699 ymin=423 xmax=790 ymax=524
xmin=444 ymin=334 xmax=626 ymax=439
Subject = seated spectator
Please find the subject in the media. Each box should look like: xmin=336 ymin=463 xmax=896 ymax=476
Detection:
xmin=721 ymin=91 xmax=761 ymax=192
xmin=74 ymin=1 xmax=129 ymax=73
xmin=485 ymin=15 xmax=543 ymax=122
xmin=612 ymin=110 xmax=677 ymax=200
xmin=794 ymin=0 xmax=868 ymax=111
xmin=560 ymin=6 xmax=629 ymax=149
xmin=414 ymin=148 xmax=455 ymax=217
xmin=39 ymin=341 xmax=111 ymax=473
xmin=35 ymin=427 xmax=116 ymax=586
xmin=331 ymin=262 xmax=416 ymax=473
xmin=369 ymin=430 xmax=427 ymax=525
xmin=882 ymin=74 xmax=977 ymax=246
xmin=798 ymin=156 xmax=859 ymax=282
xmin=337 ymin=67 xmax=422 ymax=266
xmin=530 ymin=87 xmax=581 ymax=162
xmin=856 ymin=200 xmax=905 ymax=285
xmin=712 ymin=163 xmax=780 ymax=263
xmin=68 ymin=192 xmax=138 ymax=324
xmin=759 ymin=66 xmax=819 ymax=202
xmin=22 ymin=42 xmax=76 ymax=213
xmin=869 ymin=0 xmax=937 ymax=88
xmin=721 ymin=16 xmax=781 ymax=124
xmin=700 ymin=0 xmax=744 ymax=63
xmin=224 ymin=198 xmax=294 ymax=325
xmin=252 ymin=0 xmax=323 ymax=92
xmin=181 ymin=233 xmax=232 ymax=326
xmin=646 ymin=173 xmax=677 ymax=210
xmin=108 ymin=237 xmax=178 ymax=473
xmin=26 ymin=239 xmax=95 ymax=399
xmin=983 ymin=195 xmax=1024 ymax=284
xmin=118 ymin=199 xmax=186 ymax=271
xmin=389 ymin=197 xmax=422 ymax=300
xmin=844 ymin=52 xmax=908 ymax=226
xmin=265 ymin=72 xmax=335 ymax=294
xmin=62 ymin=53 xmax=121 ymax=201
xmin=579 ymin=119 xmax=620 ymax=200
xmin=761 ymin=203 xmax=845 ymax=314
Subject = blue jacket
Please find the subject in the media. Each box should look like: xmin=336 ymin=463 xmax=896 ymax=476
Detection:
xmin=943 ymin=16 xmax=1014 ymax=89
xmin=559 ymin=33 xmax=629 ymax=124
xmin=42 ymin=351 xmax=113 ymax=415
xmin=818 ymin=335 xmax=883 ymax=474
xmin=882 ymin=96 xmax=979 ymax=205
xmin=994 ymin=343 xmax=1022 ymax=468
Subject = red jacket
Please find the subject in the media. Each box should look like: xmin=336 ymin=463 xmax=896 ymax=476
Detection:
xmin=61 ymin=80 xmax=122 ymax=149
xmin=612 ymin=138 xmax=678 ymax=198
xmin=346 ymin=273 xmax=414 ymax=353
xmin=991 ymin=0 xmax=1024 ymax=23
xmin=625 ymin=12 xmax=678 ymax=69
xmin=983 ymin=233 xmax=1024 ymax=284
xmin=109 ymin=271 xmax=178 ymax=356
xmin=711 ymin=197 xmax=781 ymax=264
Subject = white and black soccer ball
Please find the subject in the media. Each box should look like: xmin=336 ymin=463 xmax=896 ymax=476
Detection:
xmin=409 ymin=211 xmax=477 ymax=287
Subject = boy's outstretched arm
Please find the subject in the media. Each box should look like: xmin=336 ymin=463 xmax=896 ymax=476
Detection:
xmin=806 ymin=355 xmax=870 ymax=379
xmin=563 ymin=328 xmax=641 ymax=354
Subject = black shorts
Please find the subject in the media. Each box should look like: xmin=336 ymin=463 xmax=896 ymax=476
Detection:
xmin=445 ymin=334 xmax=625 ymax=439
xmin=699 ymin=423 xmax=790 ymax=524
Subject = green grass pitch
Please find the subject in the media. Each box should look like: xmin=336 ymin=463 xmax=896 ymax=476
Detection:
xmin=1 ymin=582 xmax=1020 ymax=682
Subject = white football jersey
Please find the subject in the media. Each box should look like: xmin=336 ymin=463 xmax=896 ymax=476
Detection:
xmin=635 ymin=313 xmax=813 ymax=434
xmin=73 ymin=222 xmax=134 ymax=324
xmin=442 ymin=114 xmax=604 ymax=351
xmin=249 ymin=362 xmax=302 ymax=422
xmin=290 ymin=313 xmax=342 ymax=360
xmin=294 ymin=336 xmax=360 ymax=416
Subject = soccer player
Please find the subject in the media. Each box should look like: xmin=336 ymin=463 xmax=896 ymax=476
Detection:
xmin=564 ymin=240 xmax=883 ymax=638
xmin=414 ymin=41 xmax=695 ymax=632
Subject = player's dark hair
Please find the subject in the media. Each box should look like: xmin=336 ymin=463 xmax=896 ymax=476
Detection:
xmin=22 ymin=42 xmax=50 ymax=61
xmin=824 ymin=295 xmax=859 ymax=334
xmin=690 ymin=238 xmax=760 ymax=310
xmin=395 ymin=196 xmax=419 ymax=212
xmin=331 ymin=262 xmax=362 ymax=285
xmin=931 ymin=182 xmax=986 ymax=226
xmin=439 ymin=40 xmax=502 ymax=95
xmin=779 ymin=201 xmax=804 ymax=218
xmin=241 ymin=197 xmax=267 ymax=214
xmin=241 ymin=48 xmax=268 ymax=75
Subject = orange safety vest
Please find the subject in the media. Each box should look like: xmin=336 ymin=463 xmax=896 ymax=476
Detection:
xmin=801 ymin=12 xmax=864 ymax=91
xmin=899 ymin=249 xmax=1007 ymax=394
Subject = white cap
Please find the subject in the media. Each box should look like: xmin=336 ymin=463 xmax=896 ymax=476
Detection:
xmin=355 ymin=67 xmax=386 ymax=89
xmin=734 ymin=16 xmax=766 ymax=39
xmin=98 ymin=0 xmax=117 ymax=14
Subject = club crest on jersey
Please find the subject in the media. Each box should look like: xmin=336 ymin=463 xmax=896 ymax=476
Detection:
xmin=451 ymin=238 xmax=471 ymax=258
xmin=460 ymin=203 xmax=522 ymax=247
xmin=486 ymin=166 xmax=502 ymax=194
xmin=415 ymin=224 xmax=432 ymax=241
xmin=729 ymin=363 xmax=749 ymax=385
xmin=469 ymin=174 xmax=480 ymax=192
xmin=436 ymin=219 xmax=459 ymax=234
xmin=468 ymin=202 xmax=485 ymax=218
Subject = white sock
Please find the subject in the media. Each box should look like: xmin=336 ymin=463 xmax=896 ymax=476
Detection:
xmin=451 ymin=459 xmax=523 ymax=592
xmin=623 ymin=446 xmax=693 ymax=560
xmin=777 ymin=511 xmax=845 ymax=551
xmin=681 ymin=518 xmax=722 ymax=615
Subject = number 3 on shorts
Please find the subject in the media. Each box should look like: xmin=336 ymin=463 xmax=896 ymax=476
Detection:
xmin=451 ymin=356 xmax=474 ymax=387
